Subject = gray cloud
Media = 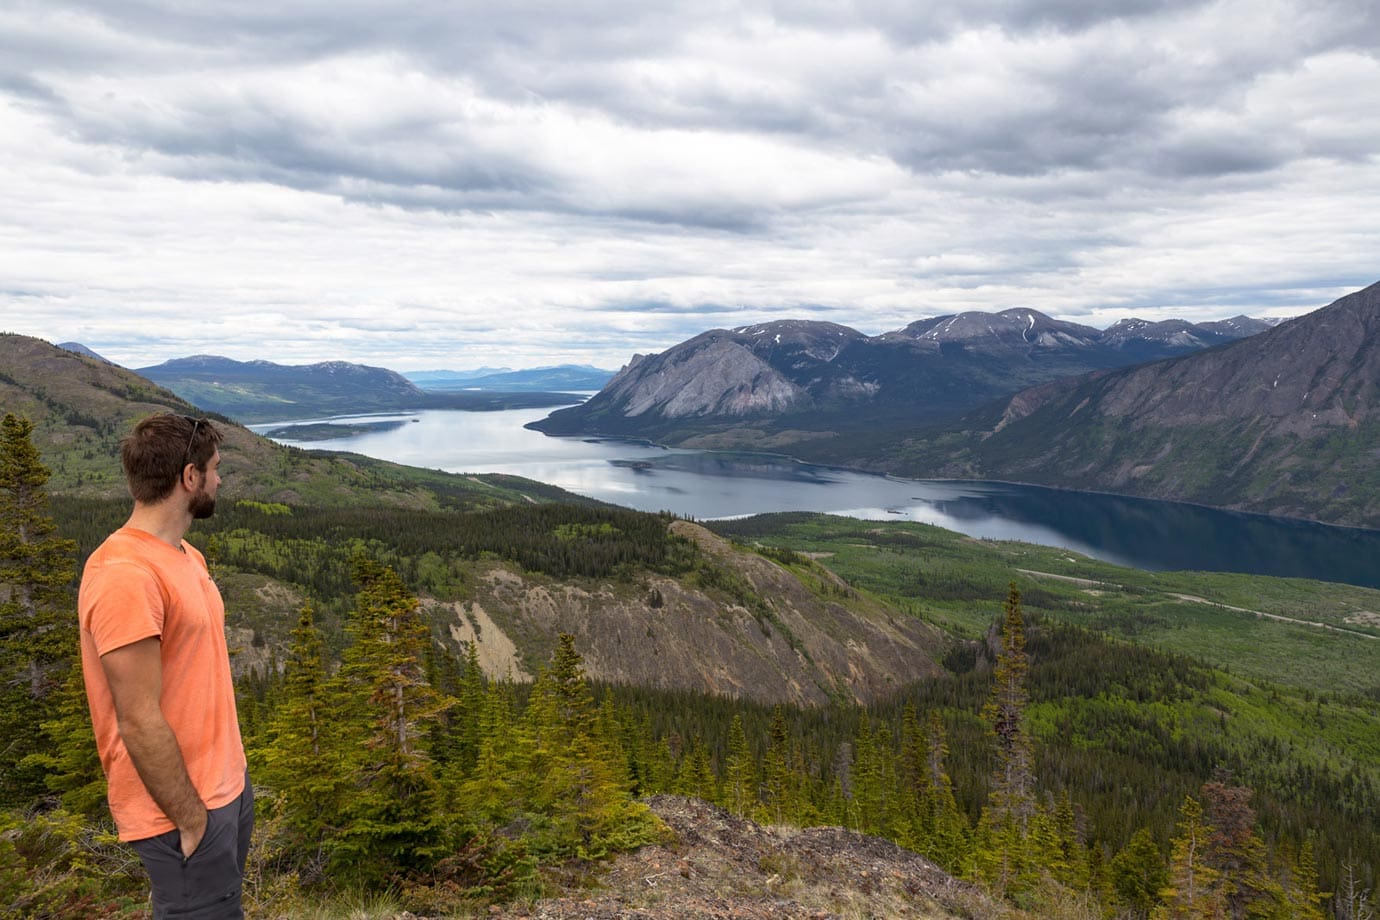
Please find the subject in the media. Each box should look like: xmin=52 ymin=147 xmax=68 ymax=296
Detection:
xmin=1 ymin=0 xmax=1377 ymax=369
xmin=20 ymin=1 xmax=1377 ymax=198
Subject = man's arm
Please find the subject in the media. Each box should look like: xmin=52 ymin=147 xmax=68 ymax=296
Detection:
xmin=101 ymin=636 xmax=208 ymax=858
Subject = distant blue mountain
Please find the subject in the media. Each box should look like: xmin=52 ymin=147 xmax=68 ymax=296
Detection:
xmin=406 ymin=364 xmax=614 ymax=392
xmin=407 ymin=367 xmax=514 ymax=385
xmin=135 ymin=354 xmax=584 ymax=423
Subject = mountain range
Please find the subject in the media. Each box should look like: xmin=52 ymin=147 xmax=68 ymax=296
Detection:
xmin=532 ymin=288 xmax=1380 ymax=528
xmin=894 ymin=279 xmax=1380 ymax=527
xmin=530 ymin=309 xmax=1272 ymax=446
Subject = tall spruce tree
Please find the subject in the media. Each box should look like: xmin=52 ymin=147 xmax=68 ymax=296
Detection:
xmin=848 ymin=711 xmax=895 ymax=837
xmin=24 ymin=663 xmax=103 ymax=816
xmin=330 ymin=556 xmax=451 ymax=883
xmin=1287 ymin=839 xmax=1327 ymax=920
xmin=674 ymin=737 xmax=716 ymax=801
xmin=921 ymin=709 xmax=968 ymax=870
xmin=973 ymin=583 xmax=1038 ymax=894
xmin=437 ymin=640 xmax=487 ymax=795
xmin=1155 ymin=795 xmax=1224 ymax=920
xmin=722 ymin=714 xmax=755 ymax=817
xmin=459 ymin=681 xmax=521 ymax=826
xmin=1112 ymin=826 xmax=1169 ymax=919
xmin=521 ymin=634 xmax=661 ymax=859
xmin=982 ymin=583 xmax=1035 ymax=832
xmin=0 ymin=413 xmax=78 ymax=804
xmin=759 ymin=706 xmax=800 ymax=826
xmin=258 ymin=602 xmax=348 ymax=864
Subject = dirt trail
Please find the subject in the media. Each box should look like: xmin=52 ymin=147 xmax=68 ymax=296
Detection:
xmin=1165 ymin=593 xmax=1379 ymax=640
xmin=1016 ymin=570 xmax=1379 ymax=641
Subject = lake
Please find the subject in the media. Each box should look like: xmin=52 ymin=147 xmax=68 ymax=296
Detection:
xmin=251 ymin=408 xmax=1380 ymax=589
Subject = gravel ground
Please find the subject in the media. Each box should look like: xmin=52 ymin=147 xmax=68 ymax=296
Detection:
xmin=477 ymin=796 xmax=1007 ymax=920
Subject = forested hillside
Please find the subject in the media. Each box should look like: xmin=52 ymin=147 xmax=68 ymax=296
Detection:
xmin=3 ymin=409 xmax=1377 ymax=917
xmin=0 ymin=333 xmax=587 ymax=510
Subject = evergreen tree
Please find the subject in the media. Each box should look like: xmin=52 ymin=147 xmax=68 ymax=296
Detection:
xmin=257 ymin=602 xmax=348 ymax=864
xmin=982 ymin=583 xmax=1035 ymax=833
xmin=440 ymin=641 xmax=487 ymax=790
xmin=637 ymin=731 xmax=679 ymax=796
xmin=1285 ymin=838 xmax=1327 ymax=920
xmin=330 ymin=556 xmax=451 ymax=883
xmin=423 ymin=639 xmax=466 ymax=780
xmin=1112 ymin=826 xmax=1169 ymax=919
xmin=897 ymin=702 xmax=926 ymax=845
xmin=520 ymin=634 xmax=661 ymax=859
xmin=459 ymin=682 xmax=521 ymax=825
xmin=23 ymin=663 xmax=103 ymax=817
xmin=722 ymin=714 xmax=755 ymax=817
xmin=0 ymin=413 xmax=78 ymax=804
xmin=848 ymin=711 xmax=897 ymax=837
xmin=594 ymin=694 xmax=634 ymax=790
xmin=759 ymin=706 xmax=798 ymax=826
xmin=1156 ymin=795 xmax=1224 ymax=920
xmin=674 ymin=737 xmax=716 ymax=801
xmin=921 ymin=709 xmax=968 ymax=870
xmin=973 ymin=584 xmax=1038 ymax=895
xmin=1051 ymin=790 xmax=1088 ymax=890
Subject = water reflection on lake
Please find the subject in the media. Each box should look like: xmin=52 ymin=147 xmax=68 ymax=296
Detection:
xmin=251 ymin=408 xmax=1380 ymax=588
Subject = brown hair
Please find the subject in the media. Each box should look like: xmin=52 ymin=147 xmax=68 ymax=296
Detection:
xmin=120 ymin=413 xmax=223 ymax=504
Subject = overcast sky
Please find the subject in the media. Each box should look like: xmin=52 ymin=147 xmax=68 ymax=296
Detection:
xmin=2 ymin=0 xmax=1378 ymax=371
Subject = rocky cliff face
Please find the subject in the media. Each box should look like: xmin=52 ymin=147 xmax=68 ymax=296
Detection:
xmin=532 ymin=309 xmax=1269 ymax=442
xmin=222 ymin=521 xmax=950 ymax=707
xmin=421 ymin=521 xmax=947 ymax=707
xmin=607 ymin=336 xmax=810 ymax=420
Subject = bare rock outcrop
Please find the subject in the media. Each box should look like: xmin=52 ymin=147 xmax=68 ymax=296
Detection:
xmin=442 ymin=522 xmax=947 ymax=707
xmin=489 ymin=796 xmax=1007 ymax=920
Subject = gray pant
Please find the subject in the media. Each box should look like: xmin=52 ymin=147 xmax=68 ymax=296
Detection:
xmin=130 ymin=773 xmax=254 ymax=920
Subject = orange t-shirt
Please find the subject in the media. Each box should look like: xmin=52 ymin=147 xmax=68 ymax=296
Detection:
xmin=78 ymin=526 xmax=246 ymax=842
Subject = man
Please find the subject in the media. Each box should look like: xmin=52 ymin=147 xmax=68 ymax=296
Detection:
xmin=78 ymin=413 xmax=252 ymax=919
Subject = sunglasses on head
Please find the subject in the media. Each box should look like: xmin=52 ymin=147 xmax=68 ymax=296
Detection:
xmin=182 ymin=416 xmax=202 ymax=467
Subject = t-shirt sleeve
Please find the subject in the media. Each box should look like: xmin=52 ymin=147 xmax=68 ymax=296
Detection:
xmin=80 ymin=560 xmax=165 ymax=656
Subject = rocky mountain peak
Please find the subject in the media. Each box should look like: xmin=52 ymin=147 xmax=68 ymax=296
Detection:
xmin=596 ymin=333 xmax=806 ymax=420
xmin=731 ymin=319 xmax=864 ymax=340
xmin=1200 ymin=314 xmax=1276 ymax=336
xmin=891 ymin=309 xmax=1102 ymax=350
xmin=1102 ymin=317 xmax=1208 ymax=350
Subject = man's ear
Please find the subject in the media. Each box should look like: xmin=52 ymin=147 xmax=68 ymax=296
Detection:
xmin=179 ymin=463 xmax=199 ymax=491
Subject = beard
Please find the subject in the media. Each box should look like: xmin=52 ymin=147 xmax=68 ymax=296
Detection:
xmin=189 ymin=488 xmax=216 ymax=520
